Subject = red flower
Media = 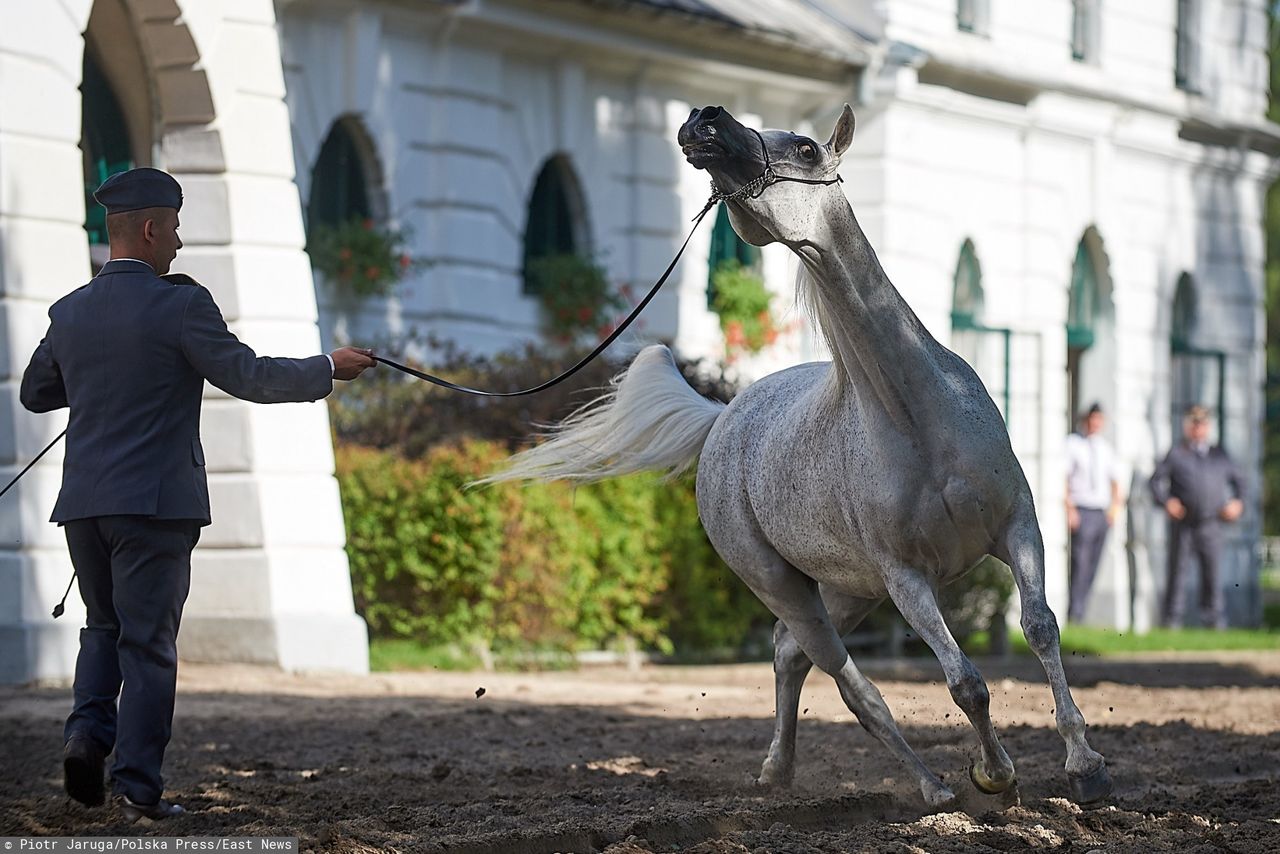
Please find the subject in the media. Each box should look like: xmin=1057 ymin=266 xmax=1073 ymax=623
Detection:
xmin=577 ymin=306 xmax=593 ymax=323
xmin=362 ymin=218 xmax=374 ymax=231
xmin=725 ymin=321 xmax=745 ymax=348
xmin=339 ymin=248 xmax=353 ymax=260
xmin=366 ymin=266 xmax=381 ymax=280
xmin=400 ymin=254 xmax=411 ymax=270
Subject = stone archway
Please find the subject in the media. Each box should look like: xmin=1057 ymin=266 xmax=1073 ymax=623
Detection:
xmin=0 ymin=0 xmax=367 ymax=682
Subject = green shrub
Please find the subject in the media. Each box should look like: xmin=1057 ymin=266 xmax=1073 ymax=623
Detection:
xmin=338 ymin=443 xmax=504 ymax=646
xmin=337 ymin=440 xmax=755 ymax=655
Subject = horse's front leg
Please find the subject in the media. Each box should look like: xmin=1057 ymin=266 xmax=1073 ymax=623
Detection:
xmin=734 ymin=559 xmax=954 ymax=807
xmin=996 ymin=501 xmax=1113 ymax=804
xmin=882 ymin=566 xmax=1016 ymax=795
xmin=760 ymin=589 xmax=882 ymax=786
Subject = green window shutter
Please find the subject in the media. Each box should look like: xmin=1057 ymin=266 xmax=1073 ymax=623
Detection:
xmin=707 ymin=205 xmax=760 ymax=307
xmin=523 ymin=157 xmax=579 ymax=294
xmin=308 ymin=120 xmax=372 ymax=233
xmin=1067 ymin=239 xmax=1097 ymax=350
xmin=81 ymin=51 xmax=135 ymax=246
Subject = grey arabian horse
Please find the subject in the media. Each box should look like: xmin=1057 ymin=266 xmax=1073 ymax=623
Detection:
xmin=488 ymin=105 xmax=1112 ymax=808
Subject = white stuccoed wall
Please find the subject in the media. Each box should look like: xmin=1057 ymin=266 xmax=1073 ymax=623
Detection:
xmin=0 ymin=0 xmax=366 ymax=683
xmin=277 ymin=1 xmax=850 ymax=375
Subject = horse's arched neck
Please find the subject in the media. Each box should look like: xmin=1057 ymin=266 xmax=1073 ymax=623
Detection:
xmin=793 ymin=202 xmax=940 ymax=430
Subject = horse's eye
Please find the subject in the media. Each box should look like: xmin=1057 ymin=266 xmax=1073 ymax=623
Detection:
xmin=798 ymin=143 xmax=816 ymax=160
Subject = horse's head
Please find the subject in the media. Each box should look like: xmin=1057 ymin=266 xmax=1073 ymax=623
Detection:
xmin=678 ymin=104 xmax=854 ymax=248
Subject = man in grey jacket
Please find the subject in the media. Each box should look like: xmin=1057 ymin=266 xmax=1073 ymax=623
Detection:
xmin=1149 ymin=405 xmax=1245 ymax=629
xmin=21 ymin=168 xmax=377 ymax=821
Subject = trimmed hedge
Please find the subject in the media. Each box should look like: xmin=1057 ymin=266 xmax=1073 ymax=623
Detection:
xmin=336 ymin=440 xmax=773 ymax=655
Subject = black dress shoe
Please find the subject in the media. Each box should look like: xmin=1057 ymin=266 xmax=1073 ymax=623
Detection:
xmin=63 ymin=735 xmax=105 ymax=806
xmin=119 ymin=796 xmax=186 ymax=823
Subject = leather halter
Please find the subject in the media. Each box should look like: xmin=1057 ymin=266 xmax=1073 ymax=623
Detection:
xmin=708 ymin=127 xmax=843 ymax=207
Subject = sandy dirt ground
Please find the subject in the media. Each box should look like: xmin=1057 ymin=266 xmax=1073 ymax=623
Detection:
xmin=3 ymin=651 xmax=1279 ymax=853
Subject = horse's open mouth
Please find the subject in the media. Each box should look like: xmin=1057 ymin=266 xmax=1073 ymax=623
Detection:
xmin=681 ymin=141 xmax=722 ymax=168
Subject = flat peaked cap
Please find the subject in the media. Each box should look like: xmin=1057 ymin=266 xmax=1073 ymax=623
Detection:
xmin=93 ymin=167 xmax=183 ymax=215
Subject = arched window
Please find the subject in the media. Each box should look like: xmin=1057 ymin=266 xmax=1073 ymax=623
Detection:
xmin=1175 ymin=0 xmax=1201 ymax=92
xmin=81 ymin=49 xmax=134 ymax=247
xmin=706 ymin=205 xmax=761 ymax=306
xmin=1169 ymin=272 xmax=1225 ymax=443
xmin=950 ymin=239 xmax=1010 ymax=419
xmin=951 ymin=238 xmax=984 ymax=328
xmin=1171 ymin=272 xmax=1196 ymax=351
xmin=522 ymin=155 xmax=587 ymax=294
xmin=1065 ymin=229 xmax=1116 ymax=430
xmin=1067 ymin=238 xmax=1098 ymax=351
xmin=308 ymin=117 xmax=378 ymax=232
xmin=1071 ymin=0 xmax=1100 ymax=63
xmin=957 ymin=0 xmax=990 ymax=34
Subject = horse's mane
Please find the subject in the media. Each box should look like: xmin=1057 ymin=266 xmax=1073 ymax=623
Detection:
xmin=795 ymin=261 xmax=850 ymax=393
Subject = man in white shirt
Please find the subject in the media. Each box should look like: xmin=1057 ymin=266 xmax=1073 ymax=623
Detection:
xmin=1064 ymin=403 xmax=1124 ymax=623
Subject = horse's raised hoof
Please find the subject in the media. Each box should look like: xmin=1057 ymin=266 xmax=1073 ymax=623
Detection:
xmin=969 ymin=763 xmax=1016 ymax=795
xmin=1067 ymin=762 xmax=1113 ymax=805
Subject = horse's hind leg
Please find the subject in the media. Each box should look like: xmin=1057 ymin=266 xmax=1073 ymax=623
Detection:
xmin=883 ymin=567 xmax=1016 ymax=794
xmin=996 ymin=501 xmax=1112 ymax=804
xmin=759 ymin=588 xmax=882 ymax=786
xmin=738 ymin=560 xmax=954 ymax=807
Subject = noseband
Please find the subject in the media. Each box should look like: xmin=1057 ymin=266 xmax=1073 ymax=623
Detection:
xmin=708 ymin=127 xmax=843 ymax=208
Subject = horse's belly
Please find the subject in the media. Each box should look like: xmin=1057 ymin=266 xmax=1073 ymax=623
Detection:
xmin=747 ymin=496 xmax=890 ymax=599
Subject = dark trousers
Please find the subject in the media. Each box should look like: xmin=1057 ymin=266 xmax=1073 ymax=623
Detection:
xmin=1068 ymin=508 xmax=1109 ymax=623
xmin=1162 ymin=518 xmax=1225 ymax=629
xmin=62 ymin=515 xmax=200 ymax=804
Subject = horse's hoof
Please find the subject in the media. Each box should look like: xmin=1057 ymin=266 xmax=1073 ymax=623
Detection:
xmin=756 ymin=760 xmax=793 ymax=788
xmin=922 ymin=783 xmax=957 ymax=810
xmin=969 ymin=763 xmax=1016 ymax=795
xmin=1067 ymin=762 xmax=1113 ymax=805
xmin=755 ymin=771 xmax=793 ymax=788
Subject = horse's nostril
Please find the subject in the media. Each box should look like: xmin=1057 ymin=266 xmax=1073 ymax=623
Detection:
xmin=699 ymin=106 xmax=723 ymax=122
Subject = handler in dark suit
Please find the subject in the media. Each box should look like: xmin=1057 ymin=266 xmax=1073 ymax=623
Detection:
xmin=20 ymin=168 xmax=377 ymax=821
xmin=1149 ymin=405 xmax=1246 ymax=629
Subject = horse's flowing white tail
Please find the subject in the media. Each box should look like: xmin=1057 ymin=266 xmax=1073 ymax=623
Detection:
xmin=481 ymin=345 xmax=726 ymax=484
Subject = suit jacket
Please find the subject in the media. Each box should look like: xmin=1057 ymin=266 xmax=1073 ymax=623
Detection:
xmin=1148 ymin=441 xmax=1245 ymax=524
xmin=20 ymin=259 xmax=333 ymax=526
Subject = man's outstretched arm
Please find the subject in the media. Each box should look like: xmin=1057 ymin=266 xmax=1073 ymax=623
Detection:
xmin=180 ymin=286 xmax=373 ymax=403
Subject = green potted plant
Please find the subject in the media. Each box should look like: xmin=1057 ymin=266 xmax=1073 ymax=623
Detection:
xmin=525 ymin=253 xmax=627 ymax=345
xmin=307 ymin=217 xmax=424 ymax=299
xmin=710 ymin=260 xmax=781 ymax=358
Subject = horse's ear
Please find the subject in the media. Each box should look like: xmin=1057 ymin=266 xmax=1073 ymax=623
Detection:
xmin=826 ymin=104 xmax=855 ymax=157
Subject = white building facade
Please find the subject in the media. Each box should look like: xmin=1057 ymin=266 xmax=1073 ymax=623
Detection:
xmin=0 ymin=0 xmax=367 ymax=683
xmin=0 ymin=0 xmax=1273 ymax=680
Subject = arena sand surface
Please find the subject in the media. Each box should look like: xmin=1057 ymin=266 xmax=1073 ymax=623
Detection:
xmin=3 ymin=652 xmax=1279 ymax=853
